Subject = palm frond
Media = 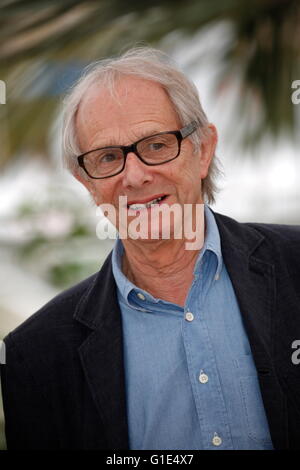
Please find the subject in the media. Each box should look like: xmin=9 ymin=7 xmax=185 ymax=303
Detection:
xmin=0 ymin=0 xmax=299 ymax=168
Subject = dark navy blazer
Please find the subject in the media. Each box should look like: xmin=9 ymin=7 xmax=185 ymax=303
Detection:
xmin=1 ymin=211 xmax=300 ymax=449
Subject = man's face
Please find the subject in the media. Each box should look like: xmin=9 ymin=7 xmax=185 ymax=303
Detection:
xmin=75 ymin=76 xmax=217 ymax=239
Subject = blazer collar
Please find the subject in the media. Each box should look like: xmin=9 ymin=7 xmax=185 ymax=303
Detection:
xmin=73 ymin=253 xmax=116 ymax=330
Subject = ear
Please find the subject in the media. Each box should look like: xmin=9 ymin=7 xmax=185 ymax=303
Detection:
xmin=199 ymin=124 xmax=218 ymax=179
xmin=74 ymin=168 xmax=99 ymax=205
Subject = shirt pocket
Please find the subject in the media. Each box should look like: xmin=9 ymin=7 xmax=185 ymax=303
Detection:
xmin=236 ymin=354 xmax=273 ymax=447
xmin=239 ymin=375 xmax=273 ymax=447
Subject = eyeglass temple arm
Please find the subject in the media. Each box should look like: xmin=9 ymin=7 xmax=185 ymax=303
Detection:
xmin=180 ymin=121 xmax=199 ymax=139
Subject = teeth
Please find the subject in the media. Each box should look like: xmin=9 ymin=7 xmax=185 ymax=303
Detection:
xmin=128 ymin=196 xmax=164 ymax=210
xmin=129 ymin=204 xmax=147 ymax=210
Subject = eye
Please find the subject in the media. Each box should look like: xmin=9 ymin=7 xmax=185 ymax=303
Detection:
xmin=99 ymin=153 xmax=118 ymax=163
xmin=148 ymin=142 xmax=165 ymax=151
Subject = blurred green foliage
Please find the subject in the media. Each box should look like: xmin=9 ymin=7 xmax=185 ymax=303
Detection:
xmin=3 ymin=184 xmax=114 ymax=289
xmin=0 ymin=0 xmax=299 ymax=169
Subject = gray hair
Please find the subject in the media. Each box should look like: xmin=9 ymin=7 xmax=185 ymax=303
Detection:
xmin=62 ymin=47 xmax=220 ymax=203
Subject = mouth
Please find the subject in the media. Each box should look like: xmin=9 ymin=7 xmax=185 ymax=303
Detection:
xmin=127 ymin=194 xmax=168 ymax=211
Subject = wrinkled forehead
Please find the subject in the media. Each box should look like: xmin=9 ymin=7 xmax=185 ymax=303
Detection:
xmin=77 ymin=75 xmax=179 ymax=120
xmin=75 ymin=75 xmax=181 ymax=148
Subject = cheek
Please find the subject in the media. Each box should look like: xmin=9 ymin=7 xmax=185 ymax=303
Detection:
xmin=160 ymin=161 xmax=200 ymax=192
xmin=86 ymin=181 xmax=104 ymax=205
xmin=94 ymin=181 xmax=119 ymax=206
xmin=179 ymin=147 xmax=202 ymax=177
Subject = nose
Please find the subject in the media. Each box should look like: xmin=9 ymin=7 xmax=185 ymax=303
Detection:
xmin=121 ymin=152 xmax=154 ymax=189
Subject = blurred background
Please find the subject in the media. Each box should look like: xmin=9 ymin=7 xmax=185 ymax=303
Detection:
xmin=0 ymin=0 xmax=300 ymax=450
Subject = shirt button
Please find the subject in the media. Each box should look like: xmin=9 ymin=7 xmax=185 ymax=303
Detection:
xmin=212 ymin=433 xmax=222 ymax=446
xmin=137 ymin=293 xmax=145 ymax=300
xmin=199 ymin=371 xmax=209 ymax=383
xmin=185 ymin=311 xmax=194 ymax=322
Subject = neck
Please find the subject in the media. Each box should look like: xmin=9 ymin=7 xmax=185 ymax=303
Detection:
xmin=121 ymin=236 xmax=202 ymax=307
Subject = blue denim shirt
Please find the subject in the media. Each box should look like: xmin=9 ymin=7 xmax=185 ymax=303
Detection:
xmin=111 ymin=205 xmax=274 ymax=450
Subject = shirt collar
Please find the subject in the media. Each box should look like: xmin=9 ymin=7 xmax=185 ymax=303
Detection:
xmin=112 ymin=204 xmax=223 ymax=307
xmin=111 ymin=233 xmax=136 ymax=304
xmin=193 ymin=204 xmax=223 ymax=278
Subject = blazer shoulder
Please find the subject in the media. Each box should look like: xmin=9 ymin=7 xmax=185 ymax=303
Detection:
xmin=214 ymin=210 xmax=300 ymax=252
xmin=245 ymin=222 xmax=300 ymax=272
xmin=245 ymin=221 xmax=300 ymax=245
xmin=213 ymin=211 xmax=300 ymax=271
xmin=3 ymin=270 xmax=99 ymax=347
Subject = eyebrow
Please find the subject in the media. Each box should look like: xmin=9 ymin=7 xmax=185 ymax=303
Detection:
xmin=92 ymin=129 xmax=167 ymax=149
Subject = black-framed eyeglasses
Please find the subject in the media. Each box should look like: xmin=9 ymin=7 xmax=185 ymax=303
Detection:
xmin=77 ymin=120 xmax=199 ymax=179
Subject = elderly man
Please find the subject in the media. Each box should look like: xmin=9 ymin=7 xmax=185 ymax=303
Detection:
xmin=1 ymin=47 xmax=300 ymax=451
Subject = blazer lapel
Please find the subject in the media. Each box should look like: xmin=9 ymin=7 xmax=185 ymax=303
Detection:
xmin=214 ymin=212 xmax=289 ymax=449
xmin=74 ymin=254 xmax=129 ymax=449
